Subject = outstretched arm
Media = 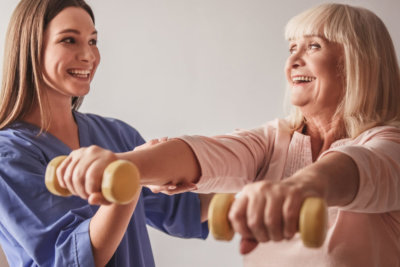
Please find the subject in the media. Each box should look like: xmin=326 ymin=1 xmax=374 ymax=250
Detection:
xmin=118 ymin=138 xmax=201 ymax=186
xmin=55 ymin=138 xmax=201 ymax=204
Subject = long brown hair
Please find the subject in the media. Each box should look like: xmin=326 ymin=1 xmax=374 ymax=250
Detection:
xmin=0 ymin=0 xmax=95 ymax=131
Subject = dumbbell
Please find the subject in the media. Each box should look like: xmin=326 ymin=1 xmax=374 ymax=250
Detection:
xmin=45 ymin=155 xmax=140 ymax=204
xmin=208 ymin=193 xmax=327 ymax=248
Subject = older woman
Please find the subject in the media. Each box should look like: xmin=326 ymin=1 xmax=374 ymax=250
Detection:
xmin=56 ymin=3 xmax=400 ymax=266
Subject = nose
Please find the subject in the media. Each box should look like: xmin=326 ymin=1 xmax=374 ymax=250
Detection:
xmin=78 ymin=44 xmax=97 ymax=63
xmin=288 ymin=52 xmax=305 ymax=69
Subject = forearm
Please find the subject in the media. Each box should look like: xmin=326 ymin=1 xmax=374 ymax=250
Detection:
xmin=117 ymin=139 xmax=201 ymax=186
xmin=89 ymin=193 xmax=139 ymax=266
xmin=289 ymin=152 xmax=359 ymax=207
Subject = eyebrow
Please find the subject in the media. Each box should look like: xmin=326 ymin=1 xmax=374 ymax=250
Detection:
xmin=57 ymin=29 xmax=98 ymax=35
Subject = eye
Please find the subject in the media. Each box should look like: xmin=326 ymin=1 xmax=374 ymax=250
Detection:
xmin=89 ymin=39 xmax=97 ymax=46
xmin=289 ymin=45 xmax=297 ymax=54
xmin=61 ymin=37 xmax=75 ymax=44
xmin=309 ymin=43 xmax=321 ymax=50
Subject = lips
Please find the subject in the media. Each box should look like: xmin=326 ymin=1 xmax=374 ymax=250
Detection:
xmin=292 ymin=75 xmax=316 ymax=84
xmin=67 ymin=69 xmax=91 ymax=79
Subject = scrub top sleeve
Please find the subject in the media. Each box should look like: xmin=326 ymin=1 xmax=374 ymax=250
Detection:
xmin=143 ymin=188 xmax=208 ymax=239
xmin=0 ymin=152 xmax=95 ymax=267
xmin=112 ymin=118 xmax=146 ymax=150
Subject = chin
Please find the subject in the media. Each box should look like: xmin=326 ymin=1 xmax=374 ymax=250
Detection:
xmin=290 ymin=97 xmax=308 ymax=108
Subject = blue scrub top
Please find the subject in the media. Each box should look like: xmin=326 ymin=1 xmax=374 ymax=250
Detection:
xmin=0 ymin=112 xmax=208 ymax=267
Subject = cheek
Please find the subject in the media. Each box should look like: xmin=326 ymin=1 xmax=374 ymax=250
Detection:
xmin=91 ymin=51 xmax=101 ymax=77
xmin=42 ymin=54 xmax=56 ymax=78
xmin=95 ymin=52 xmax=101 ymax=68
xmin=93 ymin=48 xmax=101 ymax=67
xmin=284 ymin=60 xmax=292 ymax=83
xmin=42 ymin=48 xmax=68 ymax=76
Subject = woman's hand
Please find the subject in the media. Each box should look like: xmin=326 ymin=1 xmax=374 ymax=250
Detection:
xmin=229 ymin=176 xmax=324 ymax=254
xmin=56 ymin=145 xmax=118 ymax=205
xmin=228 ymin=152 xmax=359 ymax=255
xmin=146 ymin=182 xmax=198 ymax=195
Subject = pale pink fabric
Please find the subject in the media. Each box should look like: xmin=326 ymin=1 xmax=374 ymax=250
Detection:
xmin=180 ymin=119 xmax=400 ymax=267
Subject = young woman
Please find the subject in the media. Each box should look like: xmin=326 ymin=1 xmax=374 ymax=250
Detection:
xmin=0 ymin=1 xmax=209 ymax=266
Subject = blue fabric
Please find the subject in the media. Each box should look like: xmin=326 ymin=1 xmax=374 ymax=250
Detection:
xmin=0 ymin=112 xmax=208 ymax=267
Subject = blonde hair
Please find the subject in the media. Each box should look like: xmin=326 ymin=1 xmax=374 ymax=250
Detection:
xmin=284 ymin=3 xmax=400 ymax=138
xmin=0 ymin=0 xmax=94 ymax=131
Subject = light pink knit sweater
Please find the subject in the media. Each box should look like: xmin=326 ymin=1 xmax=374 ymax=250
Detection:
xmin=180 ymin=119 xmax=400 ymax=267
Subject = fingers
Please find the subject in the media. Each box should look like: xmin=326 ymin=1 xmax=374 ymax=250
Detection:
xmin=246 ymin=192 xmax=270 ymax=242
xmin=282 ymin=193 xmax=302 ymax=239
xmin=146 ymin=182 xmax=198 ymax=195
xmin=264 ymin=193 xmax=284 ymax=241
xmin=227 ymin=181 xmax=308 ymax=250
xmin=240 ymin=238 xmax=259 ymax=255
xmin=54 ymin=146 xmax=117 ymax=203
xmin=229 ymin=194 xmax=254 ymax=242
xmin=88 ymin=192 xmax=111 ymax=206
xmin=85 ymin=158 xmax=108 ymax=194
xmin=56 ymin=156 xmax=72 ymax=189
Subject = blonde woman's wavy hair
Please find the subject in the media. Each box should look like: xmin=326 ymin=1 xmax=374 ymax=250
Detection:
xmin=284 ymin=3 xmax=400 ymax=138
xmin=0 ymin=0 xmax=94 ymax=131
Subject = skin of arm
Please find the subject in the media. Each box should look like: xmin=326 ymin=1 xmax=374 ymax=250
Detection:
xmin=116 ymin=138 xmax=201 ymax=187
xmin=119 ymin=139 xmax=212 ymax=222
xmin=89 ymin=192 xmax=140 ymax=266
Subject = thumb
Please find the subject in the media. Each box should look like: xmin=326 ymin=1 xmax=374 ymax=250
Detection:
xmin=240 ymin=238 xmax=259 ymax=255
xmin=88 ymin=192 xmax=111 ymax=206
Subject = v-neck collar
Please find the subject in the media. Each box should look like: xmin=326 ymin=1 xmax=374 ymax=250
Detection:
xmin=12 ymin=111 xmax=90 ymax=153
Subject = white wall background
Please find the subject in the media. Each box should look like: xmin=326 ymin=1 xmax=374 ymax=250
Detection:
xmin=0 ymin=0 xmax=399 ymax=266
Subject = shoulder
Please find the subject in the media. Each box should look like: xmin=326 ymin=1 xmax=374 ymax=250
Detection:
xmin=76 ymin=112 xmax=132 ymax=129
xmin=75 ymin=112 xmax=146 ymax=148
xmin=0 ymin=124 xmax=46 ymax=166
xmin=350 ymin=126 xmax=400 ymax=145
xmin=329 ymin=126 xmax=400 ymax=153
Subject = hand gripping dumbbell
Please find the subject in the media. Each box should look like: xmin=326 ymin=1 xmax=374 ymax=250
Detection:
xmin=45 ymin=156 xmax=140 ymax=204
xmin=208 ymin=193 xmax=327 ymax=248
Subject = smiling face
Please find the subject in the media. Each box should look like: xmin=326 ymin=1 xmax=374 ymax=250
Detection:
xmin=285 ymin=35 xmax=344 ymax=119
xmin=41 ymin=6 xmax=100 ymax=102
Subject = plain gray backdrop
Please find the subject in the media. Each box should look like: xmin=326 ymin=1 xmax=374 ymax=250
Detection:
xmin=0 ymin=0 xmax=399 ymax=266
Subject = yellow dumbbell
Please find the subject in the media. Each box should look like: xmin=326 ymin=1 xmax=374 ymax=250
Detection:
xmin=45 ymin=155 xmax=141 ymax=204
xmin=208 ymin=193 xmax=327 ymax=248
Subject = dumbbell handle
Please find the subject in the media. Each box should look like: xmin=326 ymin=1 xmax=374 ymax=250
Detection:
xmin=45 ymin=156 xmax=141 ymax=204
xmin=208 ymin=193 xmax=327 ymax=248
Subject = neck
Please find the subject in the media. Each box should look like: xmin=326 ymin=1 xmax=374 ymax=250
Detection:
xmin=303 ymin=116 xmax=345 ymax=160
xmin=22 ymin=102 xmax=80 ymax=150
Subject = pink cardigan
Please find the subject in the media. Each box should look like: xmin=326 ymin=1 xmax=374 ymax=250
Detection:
xmin=180 ymin=119 xmax=400 ymax=267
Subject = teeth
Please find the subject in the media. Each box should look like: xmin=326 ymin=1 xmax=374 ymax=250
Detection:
xmin=292 ymin=76 xmax=315 ymax=82
xmin=69 ymin=70 xmax=90 ymax=75
xmin=68 ymin=69 xmax=91 ymax=78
